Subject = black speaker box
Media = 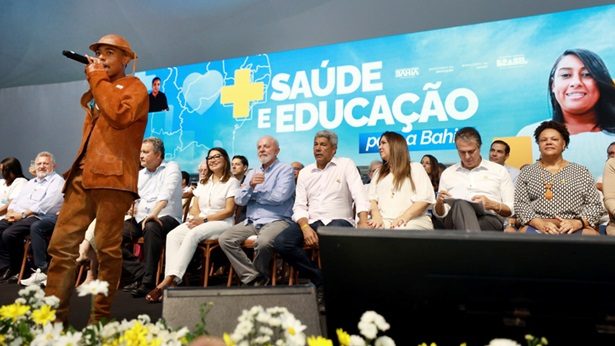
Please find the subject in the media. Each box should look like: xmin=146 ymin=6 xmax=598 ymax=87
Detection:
xmin=162 ymin=285 xmax=322 ymax=337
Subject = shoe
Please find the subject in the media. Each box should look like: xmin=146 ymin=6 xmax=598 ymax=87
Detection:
xmin=131 ymin=284 xmax=154 ymax=298
xmin=0 ymin=267 xmax=12 ymax=281
xmin=20 ymin=269 xmax=47 ymax=286
xmin=252 ymin=276 xmax=270 ymax=287
xmin=122 ymin=281 xmax=140 ymax=292
xmin=1 ymin=273 xmax=19 ymax=284
xmin=145 ymin=287 xmax=164 ymax=303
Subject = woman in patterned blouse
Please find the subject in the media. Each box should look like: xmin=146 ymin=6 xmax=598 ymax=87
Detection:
xmin=514 ymin=121 xmax=604 ymax=235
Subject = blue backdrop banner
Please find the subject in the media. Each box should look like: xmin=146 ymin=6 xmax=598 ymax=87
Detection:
xmin=138 ymin=4 xmax=615 ymax=178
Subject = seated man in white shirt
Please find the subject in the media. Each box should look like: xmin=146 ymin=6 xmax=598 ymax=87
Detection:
xmin=434 ymin=127 xmax=514 ymax=232
xmin=121 ymin=137 xmax=183 ymax=297
xmin=273 ymin=130 xmax=369 ymax=290
xmin=0 ymin=152 xmax=64 ymax=284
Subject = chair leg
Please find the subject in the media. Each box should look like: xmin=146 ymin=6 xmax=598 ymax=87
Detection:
xmin=202 ymin=243 xmax=213 ymax=287
xmin=226 ymin=266 xmax=235 ymax=287
xmin=18 ymin=239 xmax=32 ymax=282
xmin=156 ymin=247 xmax=165 ymax=285
xmin=271 ymin=252 xmax=277 ymax=287
xmin=75 ymin=263 xmax=85 ymax=287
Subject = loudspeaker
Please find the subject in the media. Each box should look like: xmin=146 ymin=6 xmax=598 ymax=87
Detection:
xmin=162 ymin=285 xmax=322 ymax=337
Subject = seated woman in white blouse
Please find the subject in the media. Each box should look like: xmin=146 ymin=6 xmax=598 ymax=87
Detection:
xmin=145 ymin=147 xmax=239 ymax=302
xmin=368 ymin=131 xmax=436 ymax=230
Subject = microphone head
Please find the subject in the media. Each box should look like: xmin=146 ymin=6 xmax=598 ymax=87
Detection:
xmin=62 ymin=50 xmax=89 ymax=64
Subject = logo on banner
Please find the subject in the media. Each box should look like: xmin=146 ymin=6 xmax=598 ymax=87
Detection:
xmin=220 ymin=69 xmax=265 ymax=119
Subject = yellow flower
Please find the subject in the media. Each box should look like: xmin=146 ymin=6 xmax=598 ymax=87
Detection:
xmin=336 ymin=328 xmax=350 ymax=346
xmin=0 ymin=335 xmax=5 ymax=344
xmin=149 ymin=337 xmax=162 ymax=346
xmin=540 ymin=337 xmax=548 ymax=345
xmin=223 ymin=333 xmax=235 ymax=346
xmin=123 ymin=322 xmax=148 ymax=346
xmin=307 ymin=335 xmax=333 ymax=346
xmin=0 ymin=303 xmax=30 ymax=322
xmin=102 ymin=339 xmax=120 ymax=346
xmin=32 ymin=304 xmax=56 ymax=325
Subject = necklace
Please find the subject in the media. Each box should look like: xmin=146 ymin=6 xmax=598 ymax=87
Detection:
xmin=539 ymin=160 xmax=565 ymax=201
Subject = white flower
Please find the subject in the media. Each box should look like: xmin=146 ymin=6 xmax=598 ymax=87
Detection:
xmin=259 ymin=326 xmax=274 ymax=335
xmin=56 ymin=331 xmax=82 ymax=346
xmin=30 ymin=323 xmax=64 ymax=346
xmin=42 ymin=295 xmax=60 ymax=308
xmin=256 ymin=311 xmax=270 ymax=323
xmin=373 ymin=316 xmax=390 ymax=332
xmin=349 ymin=335 xmax=367 ymax=346
xmin=486 ymin=338 xmax=522 ymax=346
xmin=19 ymin=284 xmax=43 ymax=297
xmin=375 ymin=335 xmax=396 ymax=346
xmin=77 ymin=280 xmax=109 ymax=297
xmin=254 ymin=335 xmax=271 ymax=344
xmin=175 ymin=326 xmax=190 ymax=339
xmin=358 ymin=320 xmax=378 ymax=339
xmin=359 ymin=311 xmax=390 ymax=332
xmin=137 ymin=314 xmax=151 ymax=324
xmin=100 ymin=321 xmax=121 ymax=339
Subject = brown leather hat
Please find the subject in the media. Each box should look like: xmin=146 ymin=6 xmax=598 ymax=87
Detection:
xmin=89 ymin=34 xmax=137 ymax=60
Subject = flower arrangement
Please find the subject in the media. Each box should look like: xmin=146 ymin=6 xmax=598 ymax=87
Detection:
xmin=222 ymin=306 xmax=307 ymax=346
xmin=222 ymin=308 xmax=395 ymax=346
xmin=0 ymin=280 xmax=546 ymax=346
xmin=0 ymin=281 xmax=189 ymax=346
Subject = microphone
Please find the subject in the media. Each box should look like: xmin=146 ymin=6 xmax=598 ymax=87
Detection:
xmin=62 ymin=50 xmax=89 ymax=64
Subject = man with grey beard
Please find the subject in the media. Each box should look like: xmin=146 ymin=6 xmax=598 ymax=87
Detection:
xmin=219 ymin=135 xmax=295 ymax=286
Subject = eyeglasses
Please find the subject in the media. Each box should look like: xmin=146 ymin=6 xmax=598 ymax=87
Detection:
xmin=206 ymin=154 xmax=223 ymax=161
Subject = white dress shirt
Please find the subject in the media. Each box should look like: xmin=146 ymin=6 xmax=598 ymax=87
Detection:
xmin=9 ymin=173 xmax=64 ymax=216
xmin=435 ymin=158 xmax=514 ymax=218
xmin=293 ymin=156 xmax=369 ymax=226
xmin=193 ymin=176 xmax=239 ymax=224
xmin=135 ymin=161 xmax=183 ymax=223
xmin=369 ymin=162 xmax=436 ymax=220
xmin=0 ymin=177 xmax=27 ymax=220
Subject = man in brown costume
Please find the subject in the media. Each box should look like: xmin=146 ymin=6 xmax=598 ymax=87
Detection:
xmin=45 ymin=34 xmax=149 ymax=323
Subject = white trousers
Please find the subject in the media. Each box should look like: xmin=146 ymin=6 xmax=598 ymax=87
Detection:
xmin=164 ymin=220 xmax=232 ymax=281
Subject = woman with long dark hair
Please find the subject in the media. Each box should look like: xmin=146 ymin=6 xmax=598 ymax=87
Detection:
xmin=368 ymin=132 xmax=435 ymax=230
xmin=0 ymin=157 xmax=27 ymax=219
xmin=420 ymin=154 xmax=441 ymax=192
xmin=548 ymin=49 xmax=615 ymax=134
xmin=145 ymin=147 xmax=239 ymax=302
xmin=518 ymin=48 xmax=615 ymax=178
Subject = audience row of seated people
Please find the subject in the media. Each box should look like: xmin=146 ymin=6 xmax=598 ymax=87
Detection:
xmin=1 ymin=121 xmax=614 ymax=303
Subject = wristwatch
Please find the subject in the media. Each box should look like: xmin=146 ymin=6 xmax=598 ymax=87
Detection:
xmin=21 ymin=211 xmax=26 ymax=219
xmin=203 ymin=217 xmax=208 ymax=223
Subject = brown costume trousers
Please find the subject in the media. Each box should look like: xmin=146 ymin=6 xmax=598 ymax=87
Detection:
xmin=45 ymin=170 xmax=133 ymax=323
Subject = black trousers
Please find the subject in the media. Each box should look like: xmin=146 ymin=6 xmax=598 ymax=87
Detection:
xmin=121 ymin=216 xmax=179 ymax=287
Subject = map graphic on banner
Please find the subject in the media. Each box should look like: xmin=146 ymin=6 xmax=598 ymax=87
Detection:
xmin=137 ymin=4 xmax=615 ymax=178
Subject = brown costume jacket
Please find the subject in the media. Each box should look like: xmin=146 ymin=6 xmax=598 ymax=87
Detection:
xmin=64 ymin=70 xmax=149 ymax=197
